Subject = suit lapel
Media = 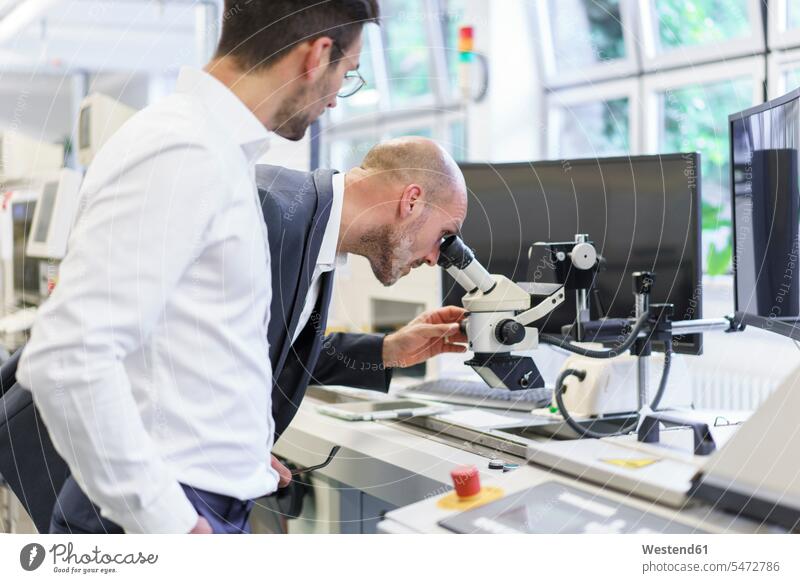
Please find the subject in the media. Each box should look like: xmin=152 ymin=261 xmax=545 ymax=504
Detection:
xmin=273 ymin=169 xmax=336 ymax=375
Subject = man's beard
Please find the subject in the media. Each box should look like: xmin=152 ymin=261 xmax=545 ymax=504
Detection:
xmin=272 ymin=74 xmax=334 ymax=141
xmin=272 ymin=84 xmax=314 ymax=141
xmin=358 ymin=214 xmax=428 ymax=286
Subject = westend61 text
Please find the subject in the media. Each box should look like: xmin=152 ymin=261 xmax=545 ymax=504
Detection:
xmin=642 ymin=544 xmax=708 ymax=555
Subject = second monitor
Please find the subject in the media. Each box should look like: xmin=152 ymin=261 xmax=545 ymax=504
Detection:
xmin=444 ymin=153 xmax=703 ymax=354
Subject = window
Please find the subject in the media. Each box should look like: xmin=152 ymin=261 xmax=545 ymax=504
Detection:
xmin=768 ymin=48 xmax=800 ymax=98
xmin=788 ymin=0 xmax=800 ymax=27
xmin=555 ymin=98 xmax=629 ymax=158
xmin=550 ymin=0 xmax=626 ymax=68
xmin=652 ymin=0 xmax=750 ymax=52
xmin=321 ymin=1 xmax=464 ymax=175
xmin=381 ymin=0 xmax=435 ymax=107
xmin=327 ymin=132 xmax=381 ymax=171
xmin=447 ymin=119 xmax=467 ymax=161
xmin=334 ymin=28 xmax=382 ymax=119
xmin=547 ymin=80 xmax=637 ymax=158
xmin=645 ymin=60 xmax=762 ymax=274
xmin=443 ymin=0 xmax=466 ymax=98
xmin=769 ymin=0 xmax=800 ymax=49
xmin=322 ymin=112 xmax=464 ymax=170
xmin=536 ymin=0 xmax=637 ymax=87
xmin=782 ymin=66 xmax=800 ymax=93
xmin=540 ymin=2 xmax=767 ymax=275
xmin=640 ymin=0 xmax=764 ymax=70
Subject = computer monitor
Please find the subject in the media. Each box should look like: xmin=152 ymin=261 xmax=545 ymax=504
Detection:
xmin=443 ymin=154 xmax=703 ymax=354
xmin=11 ymin=198 xmax=41 ymax=306
xmin=26 ymin=168 xmax=82 ymax=260
xmin=731 ymin=88 xmax=800 ymax=340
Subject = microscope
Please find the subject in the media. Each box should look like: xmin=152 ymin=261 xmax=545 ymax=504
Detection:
xmin=437 ymin=233 xmax=599 ymax=390
xmin=439 ymin=233 xmax=738 ymax=441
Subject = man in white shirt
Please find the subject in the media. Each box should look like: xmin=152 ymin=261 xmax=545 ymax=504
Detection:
xmin=16 ymin=0 xmax=380 ymax=534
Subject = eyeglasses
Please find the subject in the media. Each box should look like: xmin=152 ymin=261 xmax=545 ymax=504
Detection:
xmin=338 ymin=67 xmax=366 ymax=98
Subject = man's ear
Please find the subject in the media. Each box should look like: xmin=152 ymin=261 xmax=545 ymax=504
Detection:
xmin=399 ymin=184 xmax=423 ymax=219
xmin=303 ymin=37 xmax=334 ymax=81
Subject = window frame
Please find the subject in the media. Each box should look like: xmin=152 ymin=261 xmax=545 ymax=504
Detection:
xmin=768 ymin=0 xmax=800 ymax=50
xmin=379 ymin=0 xmax=441 ymax=110
xmin=545 ymin=78 xmax=640 ymax=158
xmin=767 ymin=47 xmax=800 ymax=98
xmin=321 ymin=110 xmax=467 ymax=170
xmin=641 ymin=56 xmax=766 ymax=154
xmin=534 ymin=0 xmax=640 ymax=89
xmin=322 ymin=0 xmax=462 ymax=146
xmin=639 ymin=0 xmax=765 ymax=72
xmin=327 ymin=24 xmax=391 ymax=125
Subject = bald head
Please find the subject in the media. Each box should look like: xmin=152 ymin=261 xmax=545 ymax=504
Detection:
xmin=360 ymin=137 xmax=466 ymax=204
xmin=340 ymin=136 xmax=468 ymax=286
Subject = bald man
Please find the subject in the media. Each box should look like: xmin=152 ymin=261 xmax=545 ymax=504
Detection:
xmin=0 ymin=137 xmax=471 ymax=533
xmin=261 ymin=137 xmax=470 ymax=487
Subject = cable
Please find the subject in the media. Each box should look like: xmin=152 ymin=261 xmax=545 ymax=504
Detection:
xmin=554 ymin=339 xmax=674 ymax=439
xmin=554 ymin=368 xmax=638 ymax=439
xmin=649 ymin=340 xmax=672 ymax=411
xmin=540 ymin=311 xmax=651 ymax=359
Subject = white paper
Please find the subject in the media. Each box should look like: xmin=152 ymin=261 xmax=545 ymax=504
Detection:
xmin=436 ymin=409 xmax=523 ymax=428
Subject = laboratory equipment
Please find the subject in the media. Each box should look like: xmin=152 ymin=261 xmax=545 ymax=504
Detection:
xmin=445 ymin=154 xmax=704 ymax=354
xmin=26 ymin=168 xmax=82 ymax=260
xmin=77 ymin=93 xmax=137 ymax=167
xmin=0 ymin=130 xmax=63 ymax=185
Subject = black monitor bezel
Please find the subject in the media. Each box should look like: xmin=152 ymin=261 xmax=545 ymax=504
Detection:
xmin=446 ymin=152 xmax=704 ymax=354
xmin=730 ymin=88 xmax=800 ymax=341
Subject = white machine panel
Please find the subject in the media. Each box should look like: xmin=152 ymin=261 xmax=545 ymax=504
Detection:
xmin=0 ymin=130 xmax=63 ymax=184
xmin=77 ymin=93 xmax=137 ymax=167
xmin=26 ymin=168 xmax=83 ymax=260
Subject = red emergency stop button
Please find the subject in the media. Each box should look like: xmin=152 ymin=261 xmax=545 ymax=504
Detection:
xmin=451 ymin=465 xmax=480 ymax=498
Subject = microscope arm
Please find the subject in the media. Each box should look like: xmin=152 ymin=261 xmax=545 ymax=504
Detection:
xmin=513 ymin=287 xmax=567 ymax=327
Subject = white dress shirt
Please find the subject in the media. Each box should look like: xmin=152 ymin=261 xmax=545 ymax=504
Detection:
xmin=291 ymin=172 xmax=348 ymax=344
xmin=17 ymin=67 xmax=278 ymax=534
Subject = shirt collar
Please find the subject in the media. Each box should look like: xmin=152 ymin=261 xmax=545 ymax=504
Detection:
xmin=175 ymin=67 xmax=270 ymax=163
xmin=318 ymin=172 xmax=347 ymax=271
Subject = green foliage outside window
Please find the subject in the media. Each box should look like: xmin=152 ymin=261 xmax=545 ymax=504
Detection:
xmin=381 ymin=0 xmax=433 ymax=106
xmin=584 ymin=0 xmax=626 ymax=61
xmin=557 ymin=97 xmax=629 ymax=158
xmin=661 ymin=78 xmax=753 ymax=275
xmin=654 ymin=0 xmax=750 ymax=50
xmin=550 ymin=0 xmax=626 ymax=70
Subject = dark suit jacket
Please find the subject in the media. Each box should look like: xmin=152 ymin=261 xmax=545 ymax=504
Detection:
xmin=0 ymin=165 xmax=391 ymax=532
xmin=257 ymin=164 xmax=391 ymax=438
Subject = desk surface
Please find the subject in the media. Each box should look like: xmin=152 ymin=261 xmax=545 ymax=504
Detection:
xmin=274 ymin=384 xmax=768 ymax=533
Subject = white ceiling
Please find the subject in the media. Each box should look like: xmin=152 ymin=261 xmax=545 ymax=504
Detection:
xmin=0 ymin=1 xmax=218 ymax=142
xmin=0 ymin=0 xmax=217 ymax=74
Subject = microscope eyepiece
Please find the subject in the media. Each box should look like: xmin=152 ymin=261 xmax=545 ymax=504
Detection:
xmin=438 ymin=235 xmax=475 ymax=270
xmin=439 ymin=235 xmax=496 ymax=294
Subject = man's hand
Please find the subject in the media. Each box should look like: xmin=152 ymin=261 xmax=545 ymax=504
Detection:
xmin=189 ymin=516 xmax=213 ymax=534
xmin=271 ymin=454 xmax=292 ymax=488
xmin=382 ymin=306 xmax=468 ymax=368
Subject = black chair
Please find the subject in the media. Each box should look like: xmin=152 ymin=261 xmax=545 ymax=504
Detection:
xmin=0 ymin=346 xmax=70 ymax=533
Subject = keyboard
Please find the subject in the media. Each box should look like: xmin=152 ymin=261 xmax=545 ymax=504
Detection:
xmin=398 ymin=378 xmax=553 ymax=412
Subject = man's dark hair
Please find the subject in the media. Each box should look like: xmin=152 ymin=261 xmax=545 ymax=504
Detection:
xmin=215 ymin=0 xmax=380 ymax=70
